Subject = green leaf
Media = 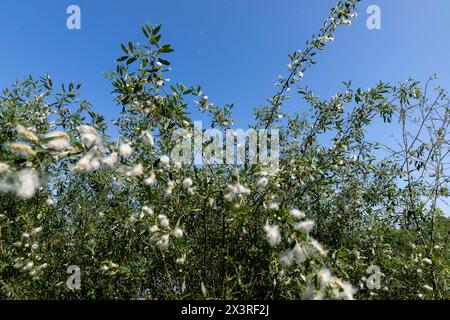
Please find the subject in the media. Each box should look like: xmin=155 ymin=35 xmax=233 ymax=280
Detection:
xmin=121 ymin=43 xmax=129 ymax=54
xmin=116 ymin=56 xmax=128 ymax=62
xmin=126 ymin=56 xmax=137 ymax=65
xmin=159 ymin=44 xmax=174 ymax=53
xmin=158 ymin=58 xmax=170 ymax=66
xmin=153 ymin=25 xmax=161 ymax=35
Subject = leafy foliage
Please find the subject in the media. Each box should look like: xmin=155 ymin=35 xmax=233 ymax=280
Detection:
xmin=0 ymin=0 xmax=448 ymax=300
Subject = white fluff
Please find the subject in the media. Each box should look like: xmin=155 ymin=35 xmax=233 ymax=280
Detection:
xmin=264 ymin=223 xmax=281 ymax=246
xmin=16 ymin=169 xmax=40 ymax=199
xmin=141 ymin=131 xmax=154 ymax=146
xmin=119 ymin=143 xmax=133 ymax=157
xmin=289 ymin=209 xmax=305 ymax=219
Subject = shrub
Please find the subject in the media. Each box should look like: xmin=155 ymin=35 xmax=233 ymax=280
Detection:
xmin=0 ymin=0 xmax=448 ymax=300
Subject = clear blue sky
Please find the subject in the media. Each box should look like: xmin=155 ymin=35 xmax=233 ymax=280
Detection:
xmin=0 ymin=0 xmax=449 ymax=138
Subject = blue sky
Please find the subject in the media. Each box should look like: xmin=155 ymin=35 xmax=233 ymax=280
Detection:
xmin=0 ymin=0 xmax=449 ymax=139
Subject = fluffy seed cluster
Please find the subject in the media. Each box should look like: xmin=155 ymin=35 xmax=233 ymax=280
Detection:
xmin=224 ymin=183 xmax=251 ymax=201
xmin=119 ymin=143 xmax=133 ymax=157
xmin=303 ymin=268 xmax=355 ymax=300
xmin=45 ymin=131 xmax=70 ymax=151
xmin=79 ymin=125 xmax=100 ymax=147
xmin=0 ymin=168 xmax=40 ymax=199
xmin=264 ymin=222 xmax=282 ymax=247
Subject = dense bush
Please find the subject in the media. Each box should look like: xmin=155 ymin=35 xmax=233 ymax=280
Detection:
xmin=0 ymin=0 xmax=448 ymax=299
